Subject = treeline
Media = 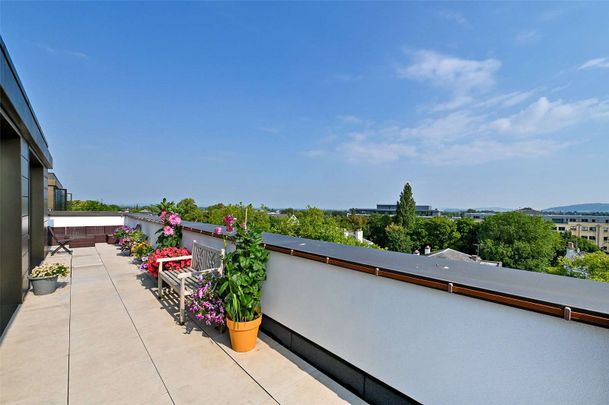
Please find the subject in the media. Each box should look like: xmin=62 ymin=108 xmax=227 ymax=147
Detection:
xmin=65 ymin=193 xmax=608 ymax=282
xmin=67 ymin=200 xmax=121 ymax=211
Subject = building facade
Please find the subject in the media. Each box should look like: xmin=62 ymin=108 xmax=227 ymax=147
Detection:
xmin=1 ymin=38 xmax=53 ymax=333
xmin=464 ymin=212 xmax=609 ymax=251
xmin=48 ymin=172 xmax=67 ymax=211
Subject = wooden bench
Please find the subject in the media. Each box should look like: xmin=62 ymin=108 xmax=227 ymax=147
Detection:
xmin=157 ymin=241 xmax=224 ymax=324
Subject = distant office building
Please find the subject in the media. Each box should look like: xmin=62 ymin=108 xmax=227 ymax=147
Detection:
xmin=464 ymin=211 xmax=609 ymax=252
xmin=1 ymin=39 xmax=53 ymax=333
xmin=48 ymin=172 xmax=68 ymax=211
xmin=354 ymin=204 xmax=441 ymax=217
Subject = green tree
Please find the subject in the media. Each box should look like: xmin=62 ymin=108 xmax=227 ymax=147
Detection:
xmin=408 ymin=218 xmax=428 ymax=252
xmin=385 ymin=224 xmax=412 ymax=253
xmin=395 ymin=182 xmax=416 ymax=231
xmin=452 ymin=217 xmax=481 ymax=254
xmin=364 ymin=214 xmax=392 ymax=247
xmin=176 ymin=198 xmax=205 ymax=222
xmin=422 ymin=217 xmax=460 ymax=251
xmin=67 ymin=199 xmax=120 ymax=211
xmin=296 ymin=207 xmax=344 ymax=242
xmin=553 ymin=252 xmax=609 ymax=282
xmin=479 ymin=212 xmax=561 ymax=272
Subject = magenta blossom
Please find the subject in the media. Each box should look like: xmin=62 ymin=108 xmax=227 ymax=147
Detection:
xmin=163 ymin=226 xmax=174 ymax=236
xmin=223 ymin=215 xmax=236 ymax=233
xmin=223 ymin=215 xmax=236 ymax=226
xmin=160 ymin=210 xmax=167 ymax=221
xmin=168 ymin=213 xmax=181 ymax=226
xmin=213 ymin=227 xmax=222 ymax=235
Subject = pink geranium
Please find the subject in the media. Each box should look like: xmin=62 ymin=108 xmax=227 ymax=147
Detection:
xmin=168 ymin=213 xmax=182 ymax=226
xmin=160 ymin=210 xmax=167 ymax=221
xmin=213 ymin=227 xmax=222 ymax=235
xmin=163 ymin=226 xmax=174 ymax=236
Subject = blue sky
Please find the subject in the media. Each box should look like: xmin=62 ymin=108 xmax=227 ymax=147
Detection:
xmin=2 ymin=2 xmax=608 ymax=209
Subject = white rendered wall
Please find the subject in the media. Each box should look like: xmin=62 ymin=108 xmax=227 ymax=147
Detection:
xmin=125 ymin=216 xmax=609 ymax=404
xmin=262 ymin=253 xmax=609 ymax=405
xmin=49 ymin=216 xmax=125 ymax=227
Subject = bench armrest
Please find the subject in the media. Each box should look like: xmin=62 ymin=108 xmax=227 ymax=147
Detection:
xmin=156 ymin=255 xmax=192 ymax=264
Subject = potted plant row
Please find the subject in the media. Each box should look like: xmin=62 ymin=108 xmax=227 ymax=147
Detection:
xmin=130 ymin=199 xmax=270 ymax=352
xmin=29 ymin=263 xmax=70 ymax=295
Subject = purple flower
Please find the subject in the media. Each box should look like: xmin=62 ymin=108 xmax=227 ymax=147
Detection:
xmin=213 ymin=227 xmax=222 ymax=235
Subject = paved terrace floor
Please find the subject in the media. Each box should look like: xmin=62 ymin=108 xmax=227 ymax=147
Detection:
xmin=0 ymin=244 xmax=364 ymax=405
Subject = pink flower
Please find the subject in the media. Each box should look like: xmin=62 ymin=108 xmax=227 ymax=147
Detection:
xmin=213 ymin=227 xmax=222 ymax=235
xmin=226 ymin=224 xmax=234 ymax=233
xmin=223 ymin=215 xmax=236 ymax=226
xmin=163 ymin=226 xmax=174 ymax=236
xmin=168 ymin=213 xmax=181 ymax=226
xmin=160 ymin=210 xmax=167 ymax=221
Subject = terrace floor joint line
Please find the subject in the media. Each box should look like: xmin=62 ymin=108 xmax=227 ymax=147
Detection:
xmin=96 ymin=247 xmax=176 ymax=405
xmin=67 ymin=253 xmax=73 ymax=405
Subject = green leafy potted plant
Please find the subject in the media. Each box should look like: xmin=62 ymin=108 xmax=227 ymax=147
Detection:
xmin=29 ymin=263 xmax=70 ymax=295
xmin=217 ymin=215 xmax=269 ymax=352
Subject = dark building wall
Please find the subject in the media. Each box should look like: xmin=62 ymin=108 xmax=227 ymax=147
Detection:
xmin=1 ymin=133 xmax=23 ymax=333
xmin=1 ymin=38 xmax=53 ymax=334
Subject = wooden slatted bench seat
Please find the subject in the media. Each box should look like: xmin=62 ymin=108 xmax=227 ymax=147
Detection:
xmin=157 ymin=241 xmax=224 ymax=324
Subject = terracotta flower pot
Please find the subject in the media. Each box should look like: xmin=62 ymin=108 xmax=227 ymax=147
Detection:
xmin=226 ymin=315 xmax=262 ymax=352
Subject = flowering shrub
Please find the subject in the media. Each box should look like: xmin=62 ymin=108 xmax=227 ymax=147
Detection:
xmin=188 ymin=273 xmax=225 ymax=326
xmin=132 ymin=241 xmax=153 ymax=260
xmin=31 ymin=263 xmax=69 ymax=278
xmin=118 ymin=229 xmax=147 ymax=253
xmin=114 ymin=225 xmax=133 ymax=240
xmin=155 ymin=200 xmax=183 ymax=248
xmin=146 ymin=246 xmax=191 ymax=278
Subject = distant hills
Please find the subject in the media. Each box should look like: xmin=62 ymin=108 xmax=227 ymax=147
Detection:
xmin=543 ymin=203 xmax=609 ymax=213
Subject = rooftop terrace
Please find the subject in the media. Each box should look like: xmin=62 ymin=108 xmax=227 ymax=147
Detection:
xmin=0 ymin=244 xmax=362 ymax=404
xmin=2 ymin=212 xmax=608 ymax=404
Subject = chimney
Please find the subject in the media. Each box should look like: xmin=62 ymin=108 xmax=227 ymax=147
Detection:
xmin=424 ymin=245 xmax=431 ymax=255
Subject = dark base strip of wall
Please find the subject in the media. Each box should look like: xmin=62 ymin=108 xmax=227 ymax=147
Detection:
xmin=261 ymin=316 xmax=420 ymax=405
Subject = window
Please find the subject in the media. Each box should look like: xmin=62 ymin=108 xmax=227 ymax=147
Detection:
xmin=591 ymin=219 xmax=596 ymax=223
xmin=604 ymin=237 xmax=608 ymax=242
xmin=590 ymin=227 xmax=596 ymax=231
xmin=581 ymin=236 xmax=588 ymax=239
xmin=570 ymin=226 xmax=577 ymax=231
xmin=569 ymin=218 xmax=577 ymax=222
xmin=604 ymin=228 xmax=609 ymax=232
xmin=590 ymin=236 xmax=596 ymax=241
xmin=557 ymin=227 xmax=565 ymax=231
xmin=582 ymin=227 xmax=589 ymax=231
xmin=581 ymin=218 xmax=589 ymax=222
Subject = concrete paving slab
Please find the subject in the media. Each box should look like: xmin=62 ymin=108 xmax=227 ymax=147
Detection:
xmin=0 ymin=244 xmax=364 ymax=405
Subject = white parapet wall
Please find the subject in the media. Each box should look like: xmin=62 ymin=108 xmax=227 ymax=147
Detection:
xmin=126 ymin=214 xmax=609 ymax=404
xmin=262 ymin=253 xmax=609 ymax=404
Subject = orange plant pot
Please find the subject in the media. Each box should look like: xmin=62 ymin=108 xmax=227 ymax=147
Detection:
xmin=226 ymin=315 xmax=262 ymax=352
